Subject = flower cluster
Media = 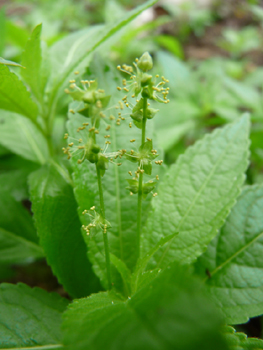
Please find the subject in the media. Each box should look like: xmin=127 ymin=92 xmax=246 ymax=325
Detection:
xmin=116 ymin=52 xmax=169 ymax=198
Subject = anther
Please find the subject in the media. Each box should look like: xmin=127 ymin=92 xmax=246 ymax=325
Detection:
xmin=153 ymin=193 xmax=158 ymax=197
xmin=129 ymin=123 xmax=132 ymax=128
xmin=130 ymin=139 xmax=136 ymax=143
xmin=69 ymin=109 xmax=75 ymax=114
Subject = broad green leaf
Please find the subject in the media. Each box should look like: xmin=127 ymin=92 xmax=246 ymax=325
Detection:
xmin=21 ymin=24 xmax=43 ymax=101
xmin=0 ymin=227 xmax=43 ymax=264
xmin=142 ymin=114 xmax=250 ymax=269
xmin=0 ymin=110 xmax=49 ymax=163
xmin=0 ymin=283 xmax=68 ymax=349
xmin=6 ymin=20 xmax=29 ymax=49
xmin=67 ymin=59 xmax=160 ymax=290
xmin=0 ymin=57 xmax=24 ymax=68
xmin=29 ymin=164 xmax=101 ymax=298
xmin=223 ymin=326 xmax=263 ymax=350
xmin=0 ymin=65 xmax=38 ymax=120
xmin=48 ymin=0 xmax=157 ymax=115
xmin=195 ymin=184 xmax=263 ymax=324
xmin=62 ymin=263 xmax=228 ymax=350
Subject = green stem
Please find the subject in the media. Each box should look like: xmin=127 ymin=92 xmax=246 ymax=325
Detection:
xmin=135 ymin=97 xmax=147 ymax=263
xmin=96 ymin=164 xmax=112 ymax=289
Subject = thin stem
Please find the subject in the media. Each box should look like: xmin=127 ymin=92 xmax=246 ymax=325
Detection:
xmin=96 ymin=164 xmax=112 ymax=289
xmin=135 ymin=97 xmax=147 ymax=263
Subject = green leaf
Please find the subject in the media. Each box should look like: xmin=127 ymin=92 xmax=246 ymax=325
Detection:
xmin=155 ymin=35 xmax=184 ymax=59
xmin=62 ymin=263 xmax=228 ymax=350
xmin=0 ymin=184 xmax=38 ymax=245
xmin=223 ymin=77 xmax=261 ymax=111
xmin=48 ymin=0 xmax=157 ymax=115
xmin=195 ymin=184 xmax=263 ymax=324
xmin=110 ymin=253 xmax=132 ymax=295
xmin=223 ymin=326 xmax=263 ymax=350
xmin=142 ymin=114 xmax=250 ymax=269
xmin=0 ymin=110 xmax=49 ymax=163
xmin=0 ymin=64 xmax=38 ymax=120
xmin=0 ymin=283 xmax=68 ymax=349
xmin=0 ymin=57 xmax=24 ymax=68
xmin=6 ymin=20 xmax=30 ymax=49
xmin=0 ymin=227 xmax=43 ymax=264
xmin=21 ymin=24 xmax=43 ymax=101
xmin=29 ymin=164 xmax=101 ymax=298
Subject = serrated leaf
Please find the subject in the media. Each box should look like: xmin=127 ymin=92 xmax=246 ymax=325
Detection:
xmin=21 ymin=24 xmax=43 ymax=101
xmin=0 ymin=64 xmax=38 ymax=120
xmin=0 ymin=227 xmax=43 ymax=264
xmin=142 ymin=114 xmax=250 ymax=269
xmin=223 ymin=326 xmax=263 ymax=350
xmin=0 ymin=57 xmax=24 ymax=68
xmin=48 ymin=0 xmax=157 ymax=116
xmin=29 ymin=164 xmax=101 ymax=298
xmin=0 ymin=283 xmax=68 ymax=349
xmin=195 ymin=184 xmax=263 ymax=324
xmin=62 ymin=263 xmax=228 ymax=350
xmin=0 ymin=110 xmax=49 ymax=163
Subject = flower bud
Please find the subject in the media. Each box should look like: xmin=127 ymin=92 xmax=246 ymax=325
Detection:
xmin=126 ymin=179 xmax=139 ymax=194
xmin=97 ymin=154 xmax=109 ymax=171
xmin=137 ymin=52 xmax=153 ymax=72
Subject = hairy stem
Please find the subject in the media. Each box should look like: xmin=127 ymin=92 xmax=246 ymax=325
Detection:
xmin=96 ymin=164 xmax=112 ymax=289
xmin=136 ymin=97 xmax=147 ymax=263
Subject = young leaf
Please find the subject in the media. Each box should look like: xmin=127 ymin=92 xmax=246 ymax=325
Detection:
xmin=62 ymin=263 xmax=228 ymax=350
xmin=195 ymin=184 xmax=263 ymax=324
xmin=21 ymin=24 xmax=43 ymax=101
xmin=0 ymin=227 xmax=43 ymax=264
xmin=0 ymin=283 xmax=68 ymax=349
xmin=0 ymin=64 xmax=38 ymax=120
xmin=223 ymin=326 xmax=263 ymax=350
xmin=0 ymin=110 xmax=49 ymax=164
xmin=142 ymin=114 xmax=250 ymax=269
xmin=110 ymin=253 xmax=132 ymax=295
xmin=48 ymin=0 xmax=157 ymax=115
xmin=131 ymin=233 xmax=177 ymax=294
xmin=29 ymin=164 xmax=101 ymax=298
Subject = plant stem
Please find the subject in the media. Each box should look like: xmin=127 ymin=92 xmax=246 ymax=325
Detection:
xmin=135 ymin=97 xmax=147 ymax=263
xmin=96 ymin=164 xmax=112 ymax=289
